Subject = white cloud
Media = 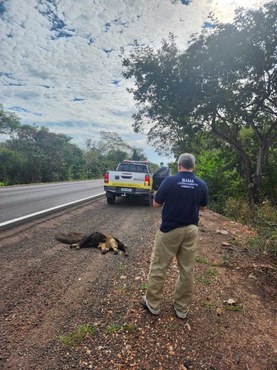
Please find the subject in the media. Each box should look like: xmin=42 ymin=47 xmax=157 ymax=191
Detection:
xmin=0 ymin=0 xmax=267 ymax=164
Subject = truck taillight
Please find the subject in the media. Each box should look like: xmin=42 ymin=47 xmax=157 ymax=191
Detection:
xmin=144 ymin=174 xmax=150 ymax=186
xmin=104 ymin=172 xmax=109 ymax=183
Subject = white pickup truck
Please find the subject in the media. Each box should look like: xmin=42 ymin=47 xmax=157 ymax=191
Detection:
xmin=104 ymin=160 xmax=154 ymax=206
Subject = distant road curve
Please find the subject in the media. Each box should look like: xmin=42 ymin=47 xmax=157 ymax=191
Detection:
xmin=0 ymin=180 xmax=105 ymax=230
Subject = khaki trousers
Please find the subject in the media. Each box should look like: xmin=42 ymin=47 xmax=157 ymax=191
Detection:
xmin=145 ymin=225 xmax=198 ymax=313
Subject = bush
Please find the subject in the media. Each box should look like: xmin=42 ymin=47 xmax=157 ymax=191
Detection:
xmin=223 ymin=198 xmax=277 ymax=258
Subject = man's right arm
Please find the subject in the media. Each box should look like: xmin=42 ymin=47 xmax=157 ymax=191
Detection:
xmin=153 ymin=199 xmax=163 ymax=208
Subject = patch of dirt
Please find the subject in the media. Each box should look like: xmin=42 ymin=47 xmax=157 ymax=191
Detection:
xmin=0 ymin=197 xmax=276 ymax=369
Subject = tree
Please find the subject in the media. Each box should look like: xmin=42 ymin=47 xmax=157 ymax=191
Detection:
xmin=122 ymin=2 xmax=277 ymax=205
xmin=97 ymin=131 xmax=132 ymax=156
xmin=5 ymin=124 xmax=85 ymax=183
xmin=84 ymin=131 xmax=148 ymax=175
xmin=0 ymin=104 xmax=20 ymax=134
xmin=131 ymin=148 xmax=146 ymax=160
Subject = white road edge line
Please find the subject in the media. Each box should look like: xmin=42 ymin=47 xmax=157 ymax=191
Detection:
xmin=0 ymin=192 xmax=106 ymax=229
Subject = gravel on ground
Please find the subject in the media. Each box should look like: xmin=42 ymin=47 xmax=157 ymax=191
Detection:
xmin=0 ymin=196 xmax=276 ymax=370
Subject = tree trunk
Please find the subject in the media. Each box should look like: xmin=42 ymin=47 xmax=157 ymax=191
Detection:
xmin=211 ymin=120 xmax=260 ymax=206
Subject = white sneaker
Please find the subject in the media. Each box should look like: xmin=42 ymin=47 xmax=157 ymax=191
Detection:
xmin=141 ymin=295 xmax=160 ymax=315
xmin=174 ymin=306 xmax=188 ymax=319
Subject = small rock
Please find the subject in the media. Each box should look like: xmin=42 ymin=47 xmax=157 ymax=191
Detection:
xmin=216 ymin=229 xmax=229 ymax=235
xmin=223 ymin=298 xmax=237 ymax=305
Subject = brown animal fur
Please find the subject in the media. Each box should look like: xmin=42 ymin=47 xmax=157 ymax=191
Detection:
xmin=55 ymin=231 xmax=128 ymax=256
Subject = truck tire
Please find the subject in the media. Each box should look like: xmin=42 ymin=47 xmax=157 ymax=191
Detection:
xmin=106 ymin=192 xmax=116 ymax=204
xmin=144 ymin=195 xmax=152 ymax=206
xmin=107 ymin=196 xmax=115 ymax=204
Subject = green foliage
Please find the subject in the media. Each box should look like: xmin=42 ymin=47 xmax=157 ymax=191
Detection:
xmin=195 ymin=149 xmax=245 ymax=212
xmin=105 ymin=324 xmax=122 ymax=333
xmin=0 ymin=104 xmax=20 ymax=134
xmin=122 ymin=2 xmax=277 ymax=205
xmin=57 ymin=324 xmax=96 ymax=346
xmin=2 ymin=124 xmax=85 ymax=184
xmin=140 ymin=282 xmax=148 ymax=291
xmin=0 ymin=106 xmax=152 ymax=184
xmin=131 ymin=148 xmax=146 ymax=161
xmin=0 ymin=147 xmax=23 ymax=184
xmin=223 ymin=304 xmax=243 ymax=312
xmin=97 ymin=131 xmax=132 ymax=156
xmin=105 ymin=323 xmax=137 ymax=333
xmin=84 ymin=131 xmax=151 ymax=178
xmin=195 ymin=256 xmax=209 ymax=264
xmin=224 ymin=198 xmax=277 ymax=257
xmin=223 ymin=197 xmax=252 ymax=224
xmin=198 ymin=275 xmax=211 ymax=286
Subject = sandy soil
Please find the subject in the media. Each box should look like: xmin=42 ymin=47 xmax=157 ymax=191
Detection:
xmin=0 ymin=196 xmax=276 ymax=370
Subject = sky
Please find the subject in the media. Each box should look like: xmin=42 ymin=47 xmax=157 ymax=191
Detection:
xmin=0 ymin=0 xmax=267 ymax=164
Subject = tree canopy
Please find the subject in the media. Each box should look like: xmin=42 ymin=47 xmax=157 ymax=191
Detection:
xmin=121 ymin=2 xmax=277 ymax=204
xmin=0 ymin=109 xmax=154 ymax=185
xmin=0 ymin=104 xmax=20 ymax=134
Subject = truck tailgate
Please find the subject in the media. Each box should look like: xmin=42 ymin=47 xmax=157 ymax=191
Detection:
xmin=108 ymin=171 xmax=146 ymax=187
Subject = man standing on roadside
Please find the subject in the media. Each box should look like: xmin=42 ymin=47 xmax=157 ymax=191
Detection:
xmin=141 ymin=153 xmax=208 ymax=319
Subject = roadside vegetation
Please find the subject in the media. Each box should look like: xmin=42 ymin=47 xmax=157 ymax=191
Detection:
xmin=0 ymin=2 xmax=276 ymax=258
xmin=120 ymin=1 xmax=276 ymax=258
xmin=0 ymin=108 xmax=159 ymax=185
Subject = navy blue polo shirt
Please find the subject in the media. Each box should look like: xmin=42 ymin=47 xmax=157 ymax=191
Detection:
xmin=154 ymin=171 xmax=208 ymax=232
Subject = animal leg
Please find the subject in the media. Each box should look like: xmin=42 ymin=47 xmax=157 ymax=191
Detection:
xmin=70 ymin=243 xmax=80 ymax=249
xmin=108 ymin=238 xmax=119 ymax=254
xmin=98 ymin=242 xmax=109 ymax=254
xmin=114 ymin=237 xmax=128 ymax=256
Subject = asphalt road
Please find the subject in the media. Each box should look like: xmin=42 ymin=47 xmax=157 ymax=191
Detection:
xmin=0 ymin=180 xmax=105 ymax=226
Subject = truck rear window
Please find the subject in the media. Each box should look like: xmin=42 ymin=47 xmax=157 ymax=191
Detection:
xmin=116 ymin=163 xmax=149 ymax=173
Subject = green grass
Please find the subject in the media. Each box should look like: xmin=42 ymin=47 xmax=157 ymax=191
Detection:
xmin=206 ymin=268 xmax=218 ymax=276
xmin=118 ymin=262 xmax=127 ymax=271
xmin=198 ymin=267 xmax=219 ymax=286
xmin=223 ymin=304 xmax=243 ymax=312
xmin=198 ymin=275 xmax=211 ymax=285
xmin=196 ymin=256 xmax=209 ymax=264
xmin=57 ymin=324 xmax=96 ymax=346
xmin=168 ymin=322 xmax=178 ymax=331
xmin=106 ymin=323 xmax=137 ymax=333
xmin=105 ymin=323 xmax=122 ymax=333
xmin=140 ymin=282 xmax=148 ymax=291
xmin=122 ymin=323 xmax=137 ymax=332
xmin=117 ymin=283 xmax=129 ymax=292
xmin=202 ymin=301 xmax=214 ymax=309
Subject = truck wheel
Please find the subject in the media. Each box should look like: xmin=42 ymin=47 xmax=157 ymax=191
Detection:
xmin=144 ymin=196 xmax=152 ymax=206
xmin=107 ymin=196 xmax=115 ymax=204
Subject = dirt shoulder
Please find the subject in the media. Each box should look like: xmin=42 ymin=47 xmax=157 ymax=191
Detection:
xmin=0 ymin=197 xmax=276 ymax=370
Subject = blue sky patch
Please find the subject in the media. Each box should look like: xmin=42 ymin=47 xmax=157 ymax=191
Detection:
xmin=202 ymin=21 xmax=216 ymax=29
xmin=112 ymin=79 xmax=120 ymax=86
xmin=104 ymin=22 xmax=111 ymax=32
xmin=0 ymin=72 xmax=15 ymax=79
xmin=0 ymin=1 xmax=6 ymax=16
xmin=73 ymin=98 xmax=85 ymax=102
xmin=9 ymin=106 xmax=42 ymax=116
xmin=171 ymin=0 xmax=191 ymax=5
xmin=103 ymin=48 xmax=113 ymax=54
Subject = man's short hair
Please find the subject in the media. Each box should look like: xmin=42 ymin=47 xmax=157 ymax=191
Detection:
xmin=178 ymin=153 xmax=195 ymax=169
